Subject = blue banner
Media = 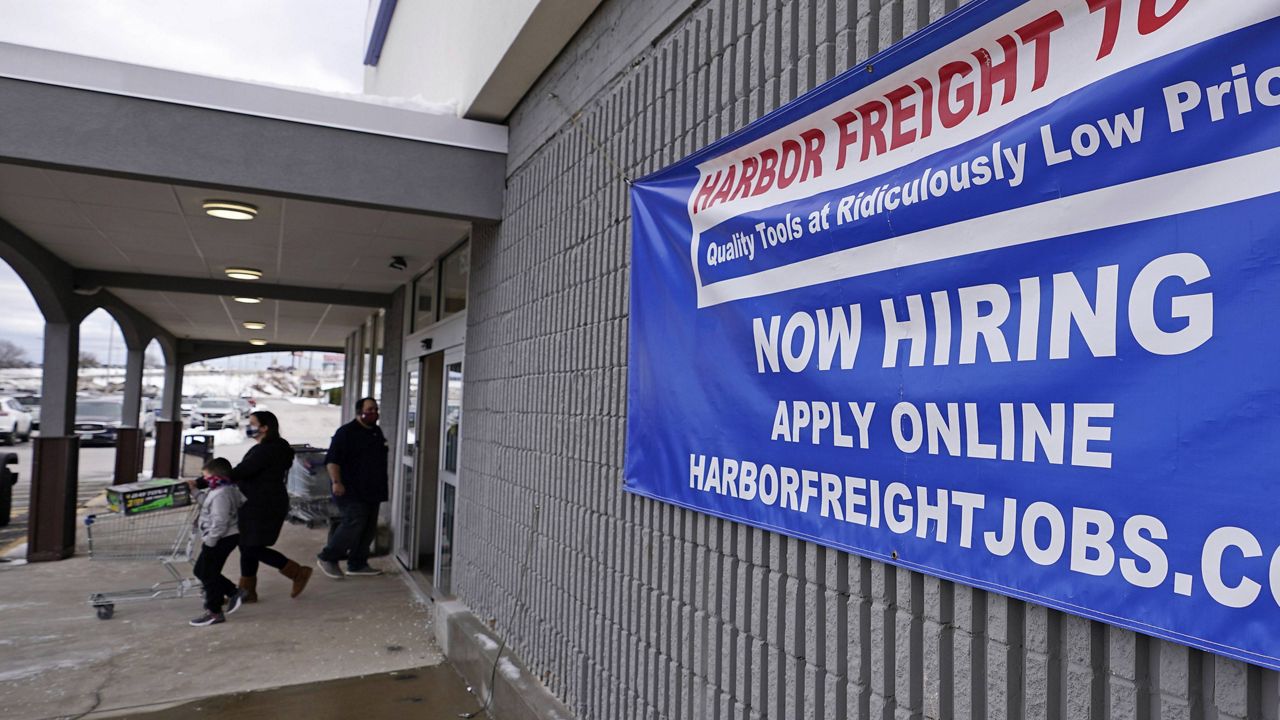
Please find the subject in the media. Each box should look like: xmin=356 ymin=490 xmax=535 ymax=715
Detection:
xmin=625 ymin=0 xmax=1280 ymax=669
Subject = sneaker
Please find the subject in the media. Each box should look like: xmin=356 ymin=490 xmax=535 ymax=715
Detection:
xmin=189 ymin=611 xmax=225 ymax=627
xmin=346 ymin=564 xmax=383 ymax=576
xmin=226 ymin=591 xmax=244 ymax=615
xmin=317 ymin=558 xmax=345 ymax=579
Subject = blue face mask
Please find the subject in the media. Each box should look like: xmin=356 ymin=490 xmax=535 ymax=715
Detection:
xmin=246 ymin=425 xmax=261 ymax=439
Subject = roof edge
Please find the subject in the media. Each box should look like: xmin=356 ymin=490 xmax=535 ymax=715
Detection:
xmin=0 ymin=42 xmax=508 ymax=154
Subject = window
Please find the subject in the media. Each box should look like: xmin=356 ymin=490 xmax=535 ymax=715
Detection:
xmin=413 ymin=267 xmax=438 ymax=331
xmin=411 ymin=239 xmax=469 ymax=330
xmin=439 ymin=241 xmax=469 ymax=321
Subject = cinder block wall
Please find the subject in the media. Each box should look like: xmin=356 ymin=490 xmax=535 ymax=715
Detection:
xmin=458 ymin=1 xmax=1280 ymax=718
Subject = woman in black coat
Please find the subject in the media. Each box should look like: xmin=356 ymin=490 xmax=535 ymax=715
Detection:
xmin=232 ymin=410 xmax=312 ymax=601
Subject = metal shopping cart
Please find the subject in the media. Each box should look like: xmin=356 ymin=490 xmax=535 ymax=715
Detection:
xmin=287 ymin=444 xmax=337 ymax=528
xmin=84 ymin=504 xmax=201 ymax=619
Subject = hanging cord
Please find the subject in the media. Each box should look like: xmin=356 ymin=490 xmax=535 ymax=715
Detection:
xmin=548 ymin=92 xmax=633 ymax=186
xmin=459 ymin=503 xmax=543 ymax=719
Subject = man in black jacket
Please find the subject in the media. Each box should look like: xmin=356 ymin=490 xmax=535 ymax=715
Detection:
xmin=316 ymin=397 xmax=389 ymax=578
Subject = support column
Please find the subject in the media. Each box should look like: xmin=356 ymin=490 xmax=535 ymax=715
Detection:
xmin=113 ymin=428 xmax=144 ymax=485
xmin=155 ymin=356 xmax=184 ymax=478
xmin=121 ymin=346 xmax=144 ymax=428
xmin=344 ymin=332 xmax=359 ymax=418
xmin=355 ymin=322 xmax=367 ymax=403
xmin=380 ymin=290 xmax=405 ymax=454
xmin=29 ymin=322 xmax=79 ymax=562
xmin=28 ymin=437 xmax=78 ymax=561
xmin=161 ymin=359 xmax=184 ymax=421
xmin=152 ymin=422 xmax=182 ymax=479
xmin=38 ymin=322 xmax=78 ymax=436
xmin=367 ymin=313 xmax=381 ymax=402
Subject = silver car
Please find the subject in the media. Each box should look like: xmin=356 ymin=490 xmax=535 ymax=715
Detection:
xmin=190 ymin=397 xmax=240 ymax=430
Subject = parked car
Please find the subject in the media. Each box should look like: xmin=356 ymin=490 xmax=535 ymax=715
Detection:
xmin=0 ymin=396 xmax=34 ymax=445
xmin=180 ymin=396 xmax=198 ymax=422
xmin=14 ymin=394 xmax=40 ymax=431
xmin=140 ymin=398 xmax=158 ymax=437
xmin=74 ymin=398 xmax=125 ymax=447
xmin=234 ymin=397 xmax=253 ymax=418
xmin=191 ymin=397 xmax=240 ymax=430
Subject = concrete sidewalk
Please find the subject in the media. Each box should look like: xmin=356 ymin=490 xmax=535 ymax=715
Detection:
xmin=0 ymin=516 xmax=468 ymax=720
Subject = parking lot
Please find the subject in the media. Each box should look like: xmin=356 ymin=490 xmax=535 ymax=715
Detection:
xmin=1 ymin=400 xmax=342 ymax=556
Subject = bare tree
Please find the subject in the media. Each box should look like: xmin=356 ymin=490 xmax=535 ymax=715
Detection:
xmin=0 ymin=339 xmax=30 ymax=368
xmin=78 ymin=351 xmax=101 ymax=368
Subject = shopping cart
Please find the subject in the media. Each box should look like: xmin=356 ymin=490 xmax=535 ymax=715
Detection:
xmin=84 ymin=504 xmax=201 ymax=620
xmin=287 ymin=445 xmax=337 ymax=529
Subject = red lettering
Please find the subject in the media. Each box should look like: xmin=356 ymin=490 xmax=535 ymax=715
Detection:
xmin=777 ymin=139 xmax=803 ymax=189
xmin=709 ymin=164 xmax=737 ymax=207
xmin=856 ymin=100 xmax=888 ymax=162
xmin=693 ymin=170 xmax=720 ymax=213
xmin=1087 ymin=0 xmax=1122 ymax=60
xmin=1016 ymin=11 xmax=1064 ymax=92
xmin=799 ymin=128 xmax=825 ymax=182
xmin=753 ymin=148 xmax=779 ymax=196
xmin=1138 ymin=0 xmax=1190 ymax=35
xmin=915 ymin=77 xmax=935 ymax=141
xmin=730 ymin=157 xmax=759 ymax=202
xmin=973 ymin=35 xmax=1018 ymax=115
xmin=938 ymin=61 xmax=974 ymax=129
xmin=886 ymin=84 xmax=917 ymax=150
xmin=833 ymin=111 xmax=859 ymax=170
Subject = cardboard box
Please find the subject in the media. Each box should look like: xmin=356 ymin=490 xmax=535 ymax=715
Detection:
xmin=106 ymin=478 xmax=192 ymax=515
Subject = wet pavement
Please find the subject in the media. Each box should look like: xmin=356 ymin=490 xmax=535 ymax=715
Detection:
xmin=0 ymin=518 xmax=457 ymax=719
xmin=111 ymin=664 xmax=484 ymax=719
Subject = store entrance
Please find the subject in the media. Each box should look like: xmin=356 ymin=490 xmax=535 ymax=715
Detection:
xmin=393 ymin=348 xmax=462 ymax=597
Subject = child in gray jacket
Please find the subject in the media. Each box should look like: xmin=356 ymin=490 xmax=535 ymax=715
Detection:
xmin=190 ymin=457 xmax=247 ymax=626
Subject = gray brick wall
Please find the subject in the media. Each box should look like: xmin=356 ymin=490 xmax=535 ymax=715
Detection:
xmin=457 ymin=1 xmax=1280 ymax=718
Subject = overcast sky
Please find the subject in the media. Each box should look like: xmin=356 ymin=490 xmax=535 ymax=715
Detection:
xmin=0 ymin=0 xmax=367 ymax=92
xmin=0 ymin=1 xmax=366 ymax=370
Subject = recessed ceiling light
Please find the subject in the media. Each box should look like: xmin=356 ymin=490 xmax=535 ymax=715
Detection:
xmin=203 ymin=200 xmax=258 ymax=221
xmin=248 ymin=339 xmax=268 ymax=346
xmin=233 ymin=296 xmax=262 ymax=304
xmin=242 ymin=321 xmax=266 ymax=330
xmin=225 ymin=267 xmax=263 ymax=281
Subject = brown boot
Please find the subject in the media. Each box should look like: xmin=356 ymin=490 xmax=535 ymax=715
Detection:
xmin=238 ymin=576 xmax=258 ymax=603
xmin=280 ymin=560 xmax=313 ymax=598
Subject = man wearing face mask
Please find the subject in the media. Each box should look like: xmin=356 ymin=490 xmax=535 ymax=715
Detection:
xmin=316 ymin=397 xmax=389 ymax=578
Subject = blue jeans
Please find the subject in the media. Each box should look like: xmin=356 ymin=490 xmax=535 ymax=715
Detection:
xmin=319 ymin=499 xmax=379 ymax=568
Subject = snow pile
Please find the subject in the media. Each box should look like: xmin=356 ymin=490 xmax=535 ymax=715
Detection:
xmin=498 ymin=657 xmax=522 ymax=682
xmin=246 ymin=371 xmax=304 ymax=397
xmin=286 ymin=396 xmax=325 ymax=406
xmin=182 ymin=427 xmax=247 ymax=447
xmin=323 ymin=89 xmax=458 ymax=115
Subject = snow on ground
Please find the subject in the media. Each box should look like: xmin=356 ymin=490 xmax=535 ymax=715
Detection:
xmin=182 ymin=427 xmax=247 ymax=447
xmin=285 ymin=397 xmax=325 ymax=406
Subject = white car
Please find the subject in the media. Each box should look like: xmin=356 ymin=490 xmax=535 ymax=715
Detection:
xmin=190 ymin=397 xmax=241 ymax=430
xmin=0 ymin=396 xmax=34 ymax=445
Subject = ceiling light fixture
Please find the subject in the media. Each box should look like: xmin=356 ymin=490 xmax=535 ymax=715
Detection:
xmin=248 ymin=339 xmax=268 ymax=346
xmin=233 ymin=296 xmax=262 ymax=304
xmin=224 ymin=267 xmax=263 ymax=281
xmin=242 ymin=321 xmax=266 ymax=330
xmin=203 ymin=200 xmax=258 ymax=221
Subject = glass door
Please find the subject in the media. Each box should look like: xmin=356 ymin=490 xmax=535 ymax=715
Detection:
xmin=395 ymin=361 xmax=421 ymax=570
xmin=435 ymin=350 xmax=463 ymax=595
